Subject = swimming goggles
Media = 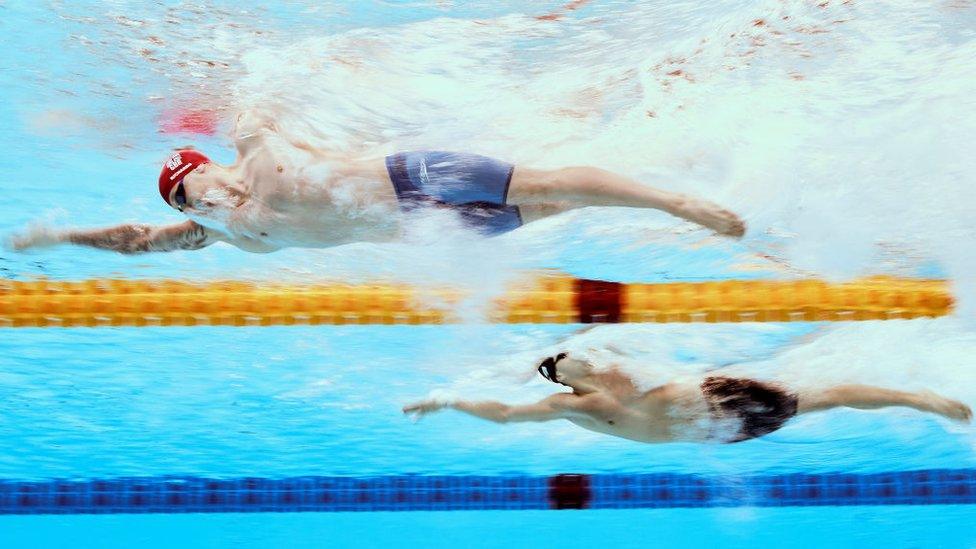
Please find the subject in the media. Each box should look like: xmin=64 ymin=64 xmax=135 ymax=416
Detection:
xmin=173 ymin=181 xmax=187 ymax=211
xmin=537 ymin=352 xmax=567 ymax=383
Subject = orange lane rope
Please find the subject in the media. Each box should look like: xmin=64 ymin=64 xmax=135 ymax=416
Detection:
xmin=0 ymin=276 xmax=952 ymax=328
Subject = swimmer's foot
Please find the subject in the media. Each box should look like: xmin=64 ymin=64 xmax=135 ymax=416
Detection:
xmin=918 ymin=390 xmax=972 ymax=423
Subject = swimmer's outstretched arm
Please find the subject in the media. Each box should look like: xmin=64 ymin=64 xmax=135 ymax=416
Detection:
xmin=403 ymin=393 xmax=582 ymax=423
xmin=9 ymin=220 xmax=219 ymax=254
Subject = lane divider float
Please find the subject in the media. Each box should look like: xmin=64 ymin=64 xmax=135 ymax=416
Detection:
xmin=0 ymin=275 xmax=952 ymax=328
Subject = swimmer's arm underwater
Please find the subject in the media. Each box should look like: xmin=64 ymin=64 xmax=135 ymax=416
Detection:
xmin=403 ymin=393 xmax=583 ymax=423
xmin=9 ymin=220 xmax=220 ymax=254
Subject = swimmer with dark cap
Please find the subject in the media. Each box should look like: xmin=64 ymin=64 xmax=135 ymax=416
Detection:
xmin=404 ymin=352 xmax=971 ymax=443
xmin=10 ymin=109 xmax=745 ymax=253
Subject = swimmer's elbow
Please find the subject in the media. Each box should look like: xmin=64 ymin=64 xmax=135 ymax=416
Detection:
xmin=496 ymin=404 xmax=559 ymax=423
xmin=120 ymin=238 xmax=155 ymax=254
xmin=115 ymin=232 xmax=151 ymax=254
xmin=451 ymin=400 xmax=528 ymax=423
xmin=123 ymin=228 xmax=169 ymax=254
xmin=495 ymin=407 xmax=515 ymax=423
xmin=116 ymin=235 xmax=182 ymax=254
xmin=137 ymin=222 xmax=217 ymax=253
xmin=475 ymin=403 xmax=515 ymax=423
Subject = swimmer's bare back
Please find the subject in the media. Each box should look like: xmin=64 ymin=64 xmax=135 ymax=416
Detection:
xmin=8 ymin=108 xmax=745 ymax=254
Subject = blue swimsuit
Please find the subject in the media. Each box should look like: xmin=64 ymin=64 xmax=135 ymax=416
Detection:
xmin=385 ymin=151 xmax=522 ymax=235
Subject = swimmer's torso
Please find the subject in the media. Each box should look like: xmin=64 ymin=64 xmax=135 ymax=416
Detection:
xmin=193 ymin=113 xmax=400 ymax=251
xmin=565 ymin=381 xmax=715 ymax=443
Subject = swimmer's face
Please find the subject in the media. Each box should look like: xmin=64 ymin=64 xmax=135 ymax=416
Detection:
xmin=538 ymin=352 xmax=592 ymax=385
xmin=168 ymin=163 xmax=233 ymax=213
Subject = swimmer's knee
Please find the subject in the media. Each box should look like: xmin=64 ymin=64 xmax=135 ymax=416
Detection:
xmin=546 ymin=166 xmax=603 ymax=185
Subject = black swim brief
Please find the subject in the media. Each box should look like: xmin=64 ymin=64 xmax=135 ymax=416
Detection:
xmin=384 ymin=151 xmax=522 ymax=235
xmin=701 ymin=376 xmax=799 ymax=443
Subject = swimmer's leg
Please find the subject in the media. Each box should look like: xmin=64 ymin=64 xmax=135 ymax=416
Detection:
xmin=517 ymin=201 xmax=574 ymax=223
xmin=797 ymin=385 xmax=972 ymax=422
xmin=507 ymin=166 xmax=745 ymax=237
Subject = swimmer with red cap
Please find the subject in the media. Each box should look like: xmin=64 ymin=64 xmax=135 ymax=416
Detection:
xmin=10 ymin=108 xmax=745 ymax=254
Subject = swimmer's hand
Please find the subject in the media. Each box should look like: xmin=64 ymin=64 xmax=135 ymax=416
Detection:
xmin=402 ymin=399 xmax=448 ymax=421
xmin=6 ymin=224 xmax=64 ymax=251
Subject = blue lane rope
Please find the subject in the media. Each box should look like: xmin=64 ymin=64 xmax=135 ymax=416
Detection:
xmin=1 ymin=469 xmax=974 ymax=514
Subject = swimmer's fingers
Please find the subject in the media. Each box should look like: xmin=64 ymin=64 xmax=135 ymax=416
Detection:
xmin=7 ymin=224 xmax=62 ymax=251
xmin=402 ymin=403 xmax=422 ymax=420
xmin=402 ymin=407 xmax=427 ymax=423
xmin=402 ymin=399 xmax=445 ymax=421
xmin=6 ymin=232 xmax=34 ymax=251
xmin=402 ymin=401 xmax=422 ymax=414
xmin=4 ymin=230 xmax=26 ymax=251
xmin=1 ymin=233 xmax=15 ymax=252
xmin=402 ymin=400 xmax=433 ymax=415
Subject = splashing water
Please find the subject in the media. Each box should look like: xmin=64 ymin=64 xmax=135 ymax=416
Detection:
xmin=18 ymin=0 xmax=972 ymax=291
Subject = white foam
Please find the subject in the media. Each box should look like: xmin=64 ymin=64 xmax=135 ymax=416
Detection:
xmin=213 ymin=1 xmax=973 ymax=295
xmin=47 ymin=1 xmax=976 ymax=296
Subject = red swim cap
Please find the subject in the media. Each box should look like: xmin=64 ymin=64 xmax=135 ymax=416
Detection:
xmin=158 ymin=150 xmax=210 ymax=206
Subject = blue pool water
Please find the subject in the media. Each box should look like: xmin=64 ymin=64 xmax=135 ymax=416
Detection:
xmin=3 ymin=0 xmax=976 ymax=546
